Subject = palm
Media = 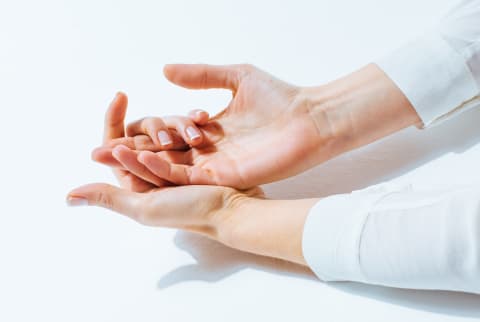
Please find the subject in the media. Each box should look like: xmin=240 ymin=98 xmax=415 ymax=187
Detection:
xmin=185 ymin=71 xmax=320 ymax=187
xmin=96 ymin=64 xmax=323 ymax=190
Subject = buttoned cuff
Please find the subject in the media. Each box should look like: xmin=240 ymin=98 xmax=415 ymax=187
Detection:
xmin=375 ymin=33 xmax=479 ymax=128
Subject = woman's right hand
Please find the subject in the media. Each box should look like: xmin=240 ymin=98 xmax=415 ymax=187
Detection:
xmin=94 ymin=63 xmax=420 ymax=190
xmin=93 ymin=64 xmax=333 ymax=189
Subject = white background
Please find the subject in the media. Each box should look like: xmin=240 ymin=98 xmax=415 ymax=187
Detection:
xmin=1 ymin=0 xmax=480 ymax=321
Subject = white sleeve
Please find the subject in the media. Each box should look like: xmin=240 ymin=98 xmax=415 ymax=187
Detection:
xmin=302 ymin=183 xmax=480 ymax=294
xmin=375 ymin=0 xmax=480 ymax=128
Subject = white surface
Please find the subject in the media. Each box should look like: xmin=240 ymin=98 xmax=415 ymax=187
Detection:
xmin=1 ymin=0 xmax=480 ymax=321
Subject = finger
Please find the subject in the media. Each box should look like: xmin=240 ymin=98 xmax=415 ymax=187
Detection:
xmin=126 ymin=116 xmax=204 ymax=147
xmin=126 ymin=118 xmax=187 ymax=150
xmin=100 ymin=92 xmax=156 ymax=192
xmin=137 ymin=151 xmax=216 ymax=185
xmin=188 ymin=109 xmax=210 ymax=125
xmin=126 ymin=117 xmax=172 ymax=147
xmin=112 ymin=145 xmax=171 ymax=187
xmin=104 ymin=92 xmax=128 ymax=143
xmin=102 ymin=136 xmax=171 ymax=152
xmin=67 ymin=183 xmax=144 ymax=220
xmin=91 ymin=146 xmax=160 ymax=192
xmin=92 ymin=146 xmax=193 ymax=169
xmin=116 ymin=170 xmax=156 ymax=193
xmin=163 ymin=115 xmax=204 ymax=147
xmin=163 ymin=64 xmax=244 ymax=90
xmin=91 ymin=147 xmax=123 ymax=168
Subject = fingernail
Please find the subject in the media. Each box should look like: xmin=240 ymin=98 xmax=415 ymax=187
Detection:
xmin=110 ymin=93 xmax=119 ymax=106
xmin=186 ymin=126 xmax=201 ymax=140
xmin=67 ymin=196 xmax=89 ymax=207
xmin=157 ymin=131 xmax=173 ymax=146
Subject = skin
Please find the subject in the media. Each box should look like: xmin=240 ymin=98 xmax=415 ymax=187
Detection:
xmin=92 ymin=63 xmax=421 ymax=190
xmin=68 ymin=101 xmax=315 ymax=265
xmin=68 ymin=63 xmax=421 ymax=265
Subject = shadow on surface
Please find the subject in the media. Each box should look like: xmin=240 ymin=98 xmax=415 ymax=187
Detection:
xmin=159 ymin=232 xmax=480 ymax=318
xmin=157 ymin=231 xmax=315 ymax=289
xmin=331 ymin=282 xmax=480 ymax=318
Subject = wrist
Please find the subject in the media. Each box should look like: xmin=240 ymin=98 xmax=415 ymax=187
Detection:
xmin=216 ymin=191 xmax=318 ymax=266
xmin=299 ymin=63 xmax=421 ymax=158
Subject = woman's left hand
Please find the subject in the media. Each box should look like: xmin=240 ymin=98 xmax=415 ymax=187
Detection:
xmin=67 ymin=180 xmax=314 ymax=266
xmin=67 ymin=181 xmax=261 ymax=238
xmin=67 ymin=90 xmax=317 ymax=266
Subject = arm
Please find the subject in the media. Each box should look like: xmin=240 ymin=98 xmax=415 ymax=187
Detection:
xmin=303 ymin=183 xmax=480 ymax=294
xmin=67 ymin=181 xmax=480 ymax=294
xmin=92 ymin=63 xmax=422 ymax=189
xmin=67 ymin=181 xmax=317 ymax=267
xmin=71 ymin=84 xmax=480 ymax=293
xmin=92 ymin=4 xmax=479 ymax=190
xmin=375 ymin=0 xmax=480 ymax=128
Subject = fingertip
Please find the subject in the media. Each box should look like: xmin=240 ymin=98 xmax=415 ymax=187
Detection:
xmin=91 ymin=147 xmax=103 ymax=161
xmin=188 ymin=109 xmax=209 ymax=125
xmin=116 ymin=91 xmax=127 ymax=98
xmin=109 ymin=91 xmax=127 ymax=108
xmin=157 ymin=130 xmax=173 ymax=147
xmin=185 ymin=126 xmax=203 ymax=145
xmin=66 ymin=195 xmax=89 ymax=207
xmin=163 ymin=64 xmax=176 ymax=79
xmin=66 ymin=183 xmax=109 ymax=206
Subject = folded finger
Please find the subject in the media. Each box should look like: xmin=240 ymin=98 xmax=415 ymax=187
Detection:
xmin=163 ymin=115 xmax=204 ymax=147
xmin=188 ymin=109 xmax=210 ymax=125
xmin=137 ymin=151 xmax=216 ymax=185
xmin=112 ymin=145 xmax=171 ymax=187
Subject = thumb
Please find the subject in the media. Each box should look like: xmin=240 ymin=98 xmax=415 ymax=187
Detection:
xmin=66 ymin=183 xmax=143 ymax=219
xmin=163 ymin=64 xmax=243 ymax=90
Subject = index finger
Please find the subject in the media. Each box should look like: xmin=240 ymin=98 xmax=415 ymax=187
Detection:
xmin=104 ymin=92 xmax=128 ymax=143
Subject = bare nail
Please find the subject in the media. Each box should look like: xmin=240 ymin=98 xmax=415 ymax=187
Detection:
xmin=186 ymin=126 xmax=201 ymax=140
xmin=67 ymin=196 xmax=89 ymax=207
xmin=157 ymin=131 xmax=173 ymax=146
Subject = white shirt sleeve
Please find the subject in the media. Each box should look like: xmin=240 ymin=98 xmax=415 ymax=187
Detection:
xmin=302 ymin=183 xmax=480 ymax=294
xmin=375 ymin=0 xmax=480 ymax=128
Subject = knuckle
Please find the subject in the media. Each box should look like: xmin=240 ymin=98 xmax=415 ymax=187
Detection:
xmin=145 ymin=117 xmax=160 ymax=129
xmin=96 ymin=190 xmax=114 ymax=209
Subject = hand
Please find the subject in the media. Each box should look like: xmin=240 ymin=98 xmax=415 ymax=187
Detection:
xmin=66 ymin=180 xmax=315 ymax=266
xmin=68 ymin=96 xmax=283 ymax=259
xmin=93 ymin=64 xmax=329 ymax=189
xmin=68 ymin=97 xmax=312 ymax=264
xmin=94 ymin=64 xmax=421 ymax=191
xmin=67 ymin=182 xmax=261 ymax=237
xmin=97 ymin=92 xmax=210 ymax=192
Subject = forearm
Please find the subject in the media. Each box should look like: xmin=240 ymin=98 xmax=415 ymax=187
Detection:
xmin=303 ymin=63 xmax=421 ymax=161
xmin=217 ymin=196 xmax=320 ymax=266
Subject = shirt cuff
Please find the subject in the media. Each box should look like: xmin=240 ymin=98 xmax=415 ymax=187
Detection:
xmin=375 ymin=33 xmax=479 ymax=128
xmin=302 ymin=185 xmax=407 ymax=282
